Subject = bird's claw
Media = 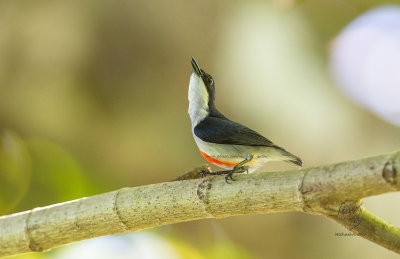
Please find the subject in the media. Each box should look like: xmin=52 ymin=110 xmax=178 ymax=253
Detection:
xmin=224 ymin=166 xmax=249 ymax=183
xmin=200 ymin=165 xmax=248 ymax=183
xmin=224 ymin=171 xmax=236 ymax=184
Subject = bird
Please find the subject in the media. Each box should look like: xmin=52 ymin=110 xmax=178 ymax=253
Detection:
xmin=188 ymin=58 xmax=302 ymax=183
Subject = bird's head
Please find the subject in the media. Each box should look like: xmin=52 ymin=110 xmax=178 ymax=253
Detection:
xmin=190 ymin=58 xmax=216 ymax=103
xmin=188 ymin=58 xmax=216 ymax=126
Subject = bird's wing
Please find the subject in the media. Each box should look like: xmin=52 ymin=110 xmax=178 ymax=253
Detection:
xmin=194 ymin=116 xmax=303 ymax=166
xmin=193 ymin=116 xmax=274 ymax=146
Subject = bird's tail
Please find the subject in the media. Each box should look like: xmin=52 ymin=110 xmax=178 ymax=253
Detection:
xmin=272 ymin=145 xmax=302 ymax=167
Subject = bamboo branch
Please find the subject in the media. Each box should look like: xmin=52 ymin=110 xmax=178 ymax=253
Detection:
xmin=0 ymin=151 xmax=399 ymax=257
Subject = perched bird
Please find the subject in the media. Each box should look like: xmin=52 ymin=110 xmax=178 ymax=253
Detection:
xmin=188 ymin=58 xmax=302 ymax=183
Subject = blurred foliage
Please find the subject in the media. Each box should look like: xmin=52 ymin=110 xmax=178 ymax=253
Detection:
xmin=0 ymin=130 xmax=31 ymax=214
xmin=6 ymin=254 xmax=43 ymax=259
xmin=202 ymin=241 xmax=253 ymax=259
xmin=301 ymin=0 xmax=386 ymax=46
xmin=13 ymin=138 xmax=100 ymax=212
xmin=7 ymin=231 xmax=254 ymax=259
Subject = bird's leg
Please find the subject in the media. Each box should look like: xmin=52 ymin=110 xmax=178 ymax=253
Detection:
xmin=200 ymin=169 xmax=235 ymax=177
xmin=225 ymin=155 xmax=253 ymax=183
xmin=201 ymin=155 xmax=253 ymax=183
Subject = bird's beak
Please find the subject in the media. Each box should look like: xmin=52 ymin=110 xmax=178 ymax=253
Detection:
xmin=191 ymin=57 xmax=202 ymax=76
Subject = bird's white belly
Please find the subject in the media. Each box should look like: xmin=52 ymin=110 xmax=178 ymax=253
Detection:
xmin=193 ymin=134 xmax=273 ymax=173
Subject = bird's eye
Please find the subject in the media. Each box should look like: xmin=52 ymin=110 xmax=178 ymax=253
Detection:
xmin=208 ymin=78 xmax=214 ymax=85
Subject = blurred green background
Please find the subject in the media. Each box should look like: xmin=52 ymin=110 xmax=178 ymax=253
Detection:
xmin=1 ymin=0 xmax=400 ymax=258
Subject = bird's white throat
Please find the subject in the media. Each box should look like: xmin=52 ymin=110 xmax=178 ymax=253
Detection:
xmin=188 ymin=72 xmax=209 ymax=127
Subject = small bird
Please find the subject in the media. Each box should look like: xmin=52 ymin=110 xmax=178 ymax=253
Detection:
xmin=188 ymin=58 xmax=302 ymax=183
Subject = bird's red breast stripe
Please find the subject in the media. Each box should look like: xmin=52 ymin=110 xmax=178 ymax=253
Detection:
xmin=199 ymin=150 xmax=237 ymax=167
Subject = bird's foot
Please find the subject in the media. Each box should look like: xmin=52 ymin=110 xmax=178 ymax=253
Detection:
xmin=224 ymin=166 xmax=247 ymax=183
xmin=225 ymin=170 xmax=235 ymax=183
xmin=200 ymin=166 xmax=248 ymax=183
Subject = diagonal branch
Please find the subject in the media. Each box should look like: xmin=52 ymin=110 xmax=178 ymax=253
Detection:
xmin=328 ymin=207 xmax=400 ymax=253
xmin=0 ymin=151 xmax=399 ymax=257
